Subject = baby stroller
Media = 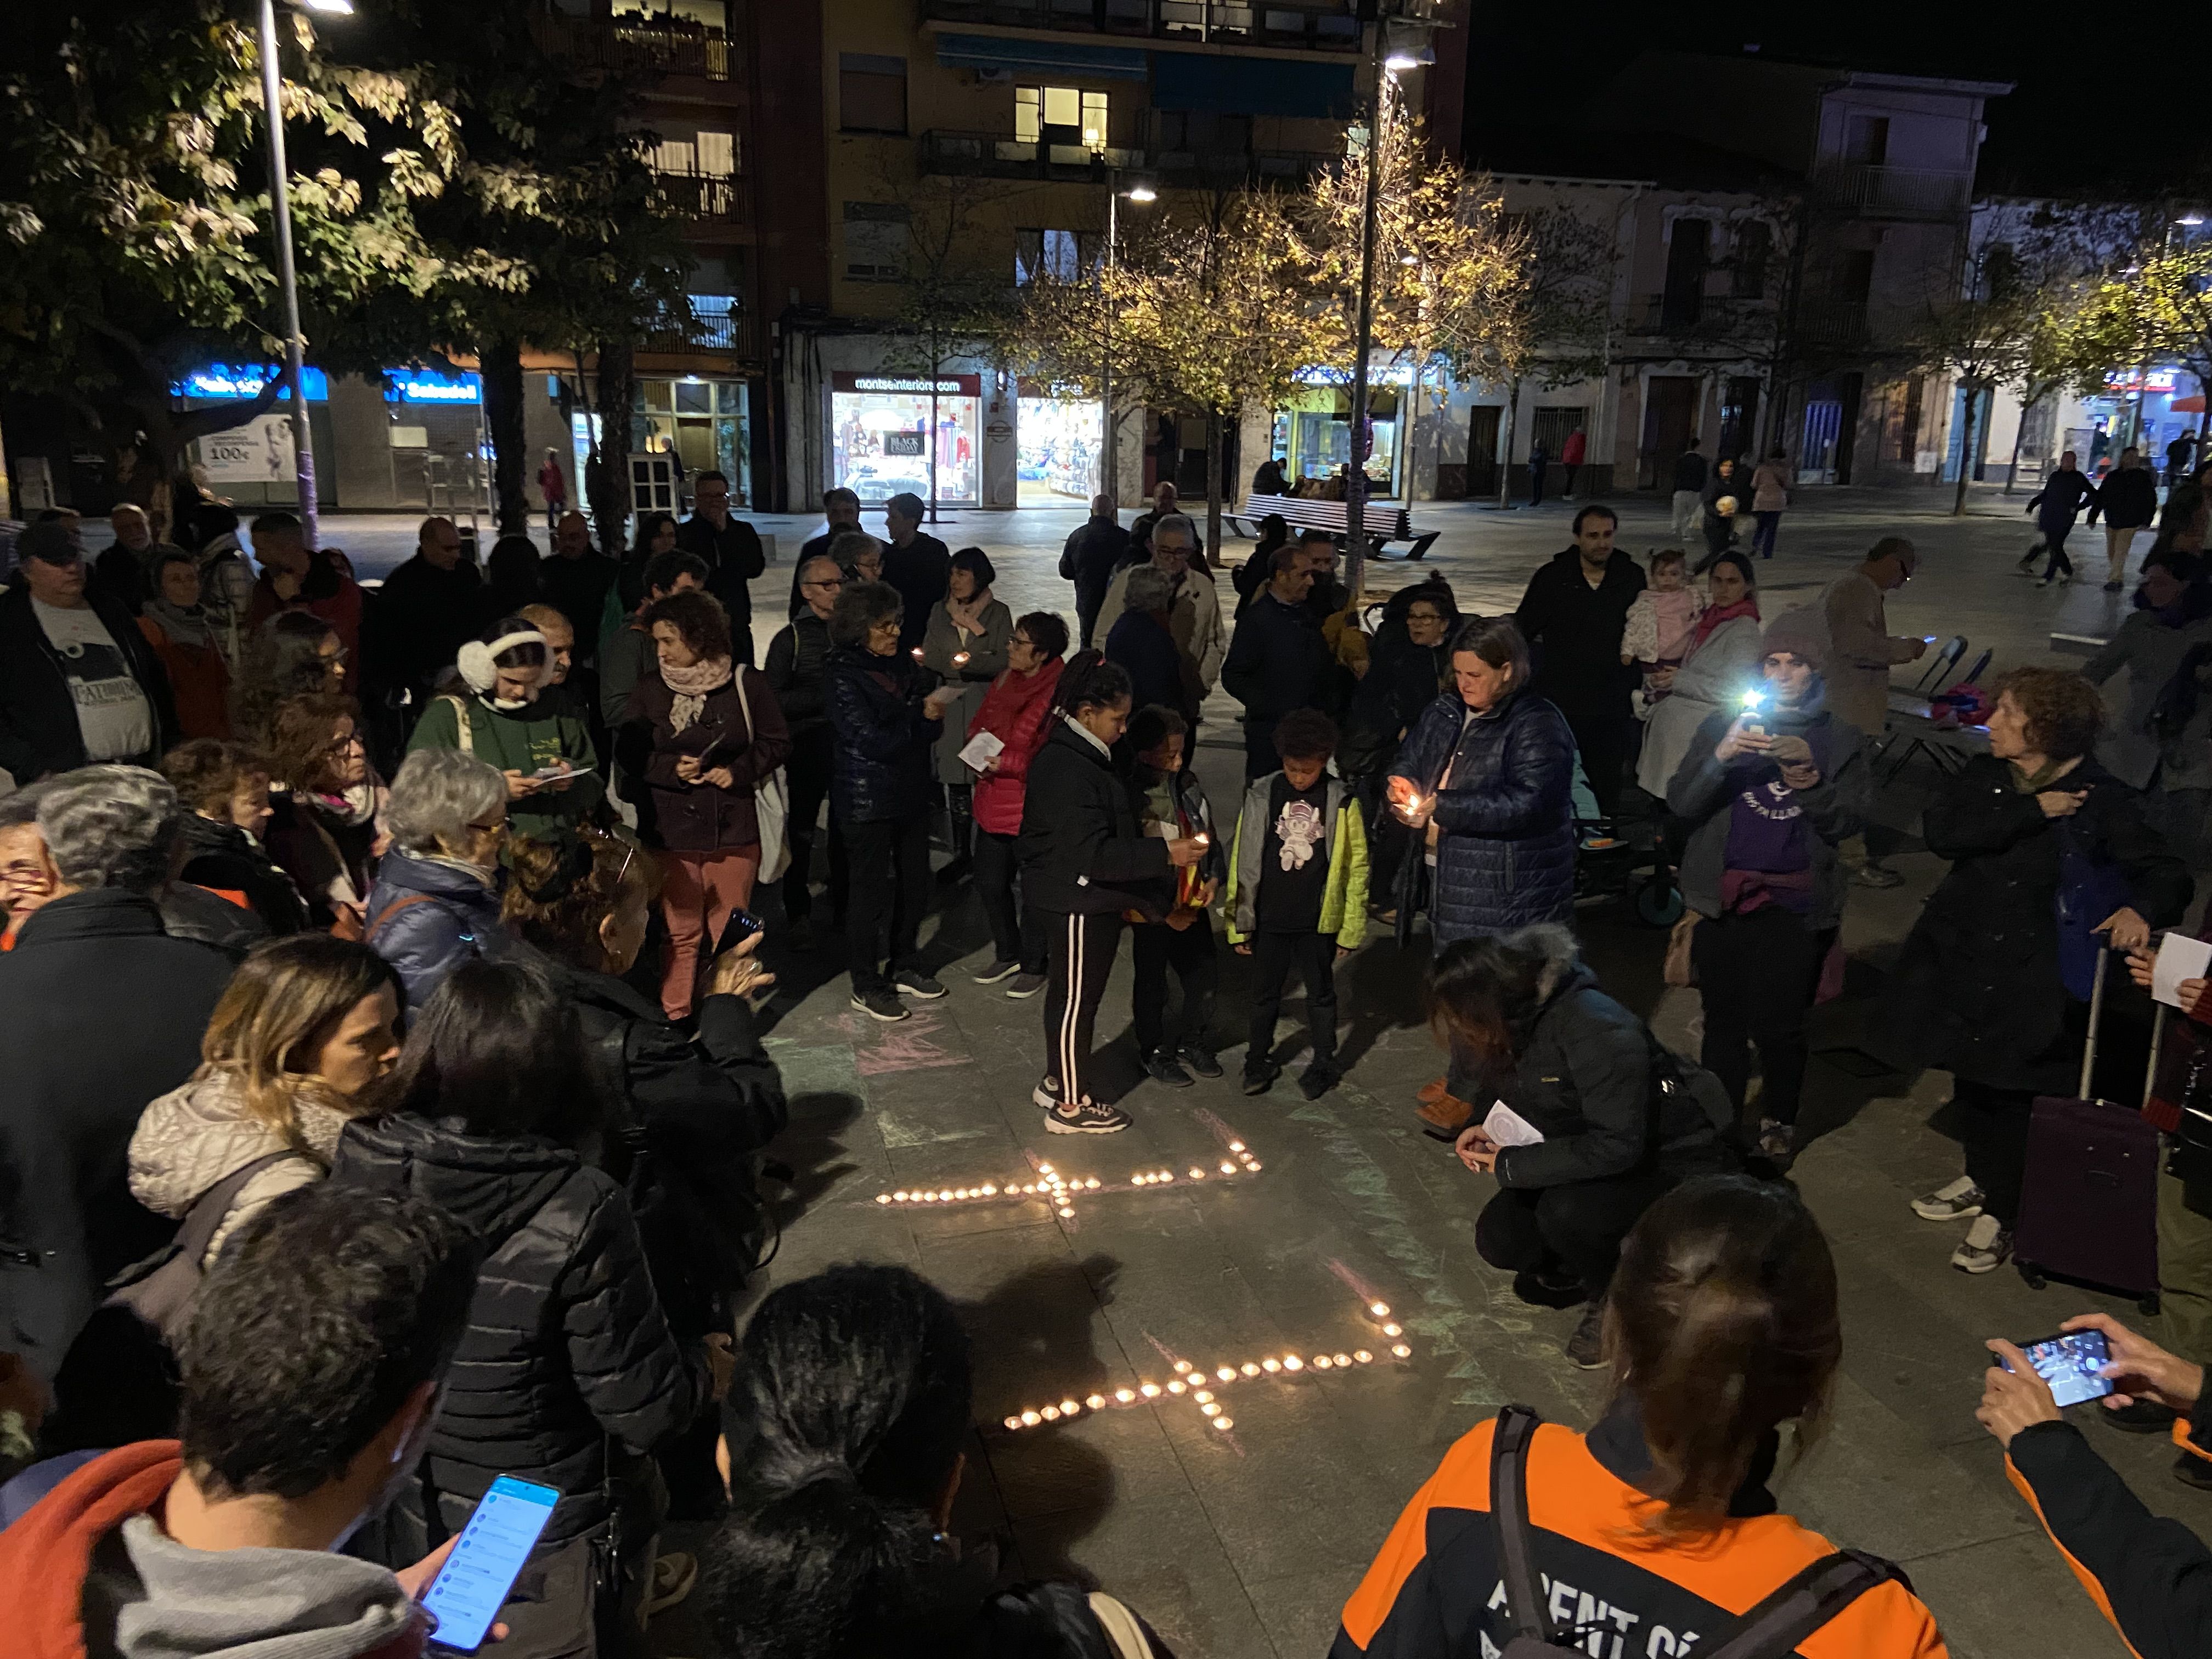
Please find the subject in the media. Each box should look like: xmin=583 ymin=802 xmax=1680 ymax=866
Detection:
xmin=1569 ymin=755 xmax=1681 ymax=926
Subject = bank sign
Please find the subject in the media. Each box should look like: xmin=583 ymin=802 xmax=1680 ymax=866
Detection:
xmin=176 ymin=363 xmax=330 ymax=402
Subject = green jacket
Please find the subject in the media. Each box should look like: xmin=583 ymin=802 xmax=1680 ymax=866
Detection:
xmin=1223 ymin=772 xmax=1369 ymax=948
xmin=406 ymin=691 xmax=605 ymax=845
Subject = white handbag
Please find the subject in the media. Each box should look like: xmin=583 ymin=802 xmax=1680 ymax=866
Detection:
xmin=732 ymin=668 xmax=791 ymax=883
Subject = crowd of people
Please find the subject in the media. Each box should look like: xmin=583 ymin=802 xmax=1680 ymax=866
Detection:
xmin=5 ymin=467 xmax=2212 ymax=1658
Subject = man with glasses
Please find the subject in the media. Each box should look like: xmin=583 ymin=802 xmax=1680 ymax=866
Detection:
xmin=676 ymin=470 xmax=767 ymax=665
xmin=0 ymin=520 xmax=174 ymax=784
xmin=765 ymin=556 xmax=847 ymax=944
xmin=1099 ymin=513 xmax=1226 ymax=708
xmin=1821 ymin=534 xmax=1927 ymax=887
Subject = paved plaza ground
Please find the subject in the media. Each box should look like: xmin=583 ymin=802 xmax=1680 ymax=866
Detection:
xmin=241 ymin=488 xmax=2200 ymax=1654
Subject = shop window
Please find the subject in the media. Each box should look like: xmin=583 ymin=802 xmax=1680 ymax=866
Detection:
xmin=1731 ymin=221 xmax=1770 ymax=300
xmin=844 ymin=201 xmax=910 ymax=283
xmin=1016 ymin=85 xmax=1109 ymax=152
xmin=1014 ymin=229 xmax=1095 ymax=285
xmin=840 ymin=53 xmax=907 ymax=135
xmin=1843 ymin=113 xmax=1889 ymax=167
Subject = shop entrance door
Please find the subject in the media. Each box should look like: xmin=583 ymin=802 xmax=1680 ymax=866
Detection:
xmin=1642 ymin=376 xmax=1699 ymax=490
xmin=1466 ymin=405 xmax=1500 ymax=498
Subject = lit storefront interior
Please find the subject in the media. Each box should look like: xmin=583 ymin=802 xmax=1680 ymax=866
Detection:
xmin=635 ymin=376 xmax=752 ymax=503
xmin=1268 ymin=372 xmax=1404 ymax=499
xmin=1016 ymin=390 xmax=1103 ymax=505
xmin=831 ymin=373 xmax=981 ymax=506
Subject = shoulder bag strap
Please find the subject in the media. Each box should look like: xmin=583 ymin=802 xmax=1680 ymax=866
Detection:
xmin=439 ymin=693 xmax=473 ymax=754
xmin=1487 ymin=1405 xmax=1556 ymax=1646
xmin=366 ymin=892 xmax=441 ymax=943
xmin=174 ymin=1149 xmax=298 ymax=1267
xmin=1699 ymin=1550 xmax=1902 ymax=1659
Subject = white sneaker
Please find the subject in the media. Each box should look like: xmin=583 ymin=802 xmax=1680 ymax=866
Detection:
xmin=1951 ymin=1214 xmax=2013 ymax=1274
xmin=1912 ymin=1176 xmax=1985 ymax=1222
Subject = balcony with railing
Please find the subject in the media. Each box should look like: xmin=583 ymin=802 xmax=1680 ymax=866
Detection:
xmin=919 ymin=0 xmax=1363 ymax=52
xmin=1793 ymin=299 xmax=1871 ymax=349
xmin=642 ymin=297 xmax=760 ymax=360
xmin=533 ymin=14 xmax=738 ymax=81
xmin=919 ymin=131 xmax=1146 ymax=180
xmin=1621 ymin=294 xmax=1776 ymax=341
xmin=651 ymin=170 xmax=751 ymax=223
xmin=1810 ymin=163 xmax=1972 ymax=222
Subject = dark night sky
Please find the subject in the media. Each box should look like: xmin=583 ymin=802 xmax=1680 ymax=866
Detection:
xmin=1459 ymin=0 xmax=2205 ymax=201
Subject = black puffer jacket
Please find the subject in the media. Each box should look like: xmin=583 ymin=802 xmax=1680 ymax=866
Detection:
xmin=826 ymin=645 xmax=940 ymax=823
xmin=1221 ymin=589 xmax=1335 ymax=723
xmin=329 ymin=1112 xmax=708 ymax=1550
xmin=1018 ymin=719 xmax=1172 ymax=916
xmin=1488 ymin=928 xmax=1728 ymax=1191
xmin=763 ymin=612 xmax=832 ymax=740
xmin=177 ymin=813 xmax=309 ymax=935
xmin=571 ymin=968 xmax=787 ymax=1338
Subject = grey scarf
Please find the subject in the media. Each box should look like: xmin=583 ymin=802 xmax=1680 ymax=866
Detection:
xmin=143 ymin=597 xmax=217 ymax=652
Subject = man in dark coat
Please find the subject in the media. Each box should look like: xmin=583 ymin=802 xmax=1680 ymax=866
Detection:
xmin=765 ymin=554 xmax=844 ymax=935
xmin=879 ymin=492 xmax=951 ymax=653
xmin=367 ymin=515 xmax=484 ymax=712
xmin=2024 ymin=449 xmax=2100 ymax=586
xmin=0 ymin=521 xmax=176 ymax=785
xmin=537 ymin=511 xmax=620 ymax=661
xmin=0 ymin=768 xmax=235 ymax=1380
xmin=1514 ymin=505 xmax=1646 ymax=817
xmin=785 ymin=486 xmax=863 ymax=619
xmin=1222 ymin=547 xmax=1331 ymax=778
xmin=1104 ymin=564 xmax=1197 ymax=725
xmin=675 ymin=470 xmax=766 ymax=664
xmin=2087 ymin=447 xmax=2160 ymax=592
xmin=1059 ymin=493 xmax=1131 ymax=649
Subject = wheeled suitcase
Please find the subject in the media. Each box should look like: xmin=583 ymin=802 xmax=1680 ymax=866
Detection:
xmin=2014 ymin=949 xmax=2164 ymax=1313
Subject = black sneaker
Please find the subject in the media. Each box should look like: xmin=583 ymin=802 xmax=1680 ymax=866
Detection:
xmin=1240 ymin=1062 xmax=1279 ymax=1097
xmin=971 ymin=957 xmax=1021 ymax=985
xmin=1565 ymin=1301 xmax=1607 ymax=1369
xmin=1006 ymin=972 xmax=1048 ymax=1000
xmin=1032 ymin=1075 xmax=1063 ymax=1110
xmin=892 ymin=968 xmax=947 ymax=1000
xmin=1144 ymin=1053 xmax=1194 ymax=1088
xmin=2102 ymin=1398 xmax=2181 ymax=1434
xmin=1180 ymin=1046 xmax=1223 ymax=1080
xmin=1297 ymin=1063 xmax=1341 ymax=1101
xmin=850 ymin=987 xmax=909 ymax=1023
xmin=1045 ymin=1098 xmax=1132 ymax=1135
xmin=2103 ymin=580 xmax=2125 ymax=593
xmin=1512 ymin=1267 xmax=1585 ymax=1310
xmin=2174 ymin=1450 xmax=2212 ymax=1492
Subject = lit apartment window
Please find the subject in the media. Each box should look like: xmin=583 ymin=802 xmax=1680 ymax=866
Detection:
xmin=1014 ymin=229 xmax=1094 ymax=285
xmin=1015 ymin=86 xmax=1109 ymax=151
xmin=696 ymin=129 xmax=737 ymax=176
xmin=840 ymin=53 xmax=907 ymax=135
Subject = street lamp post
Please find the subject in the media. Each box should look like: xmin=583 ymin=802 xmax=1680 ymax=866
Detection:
xmin=1099 ymin=173 xmax=1153 ymax=510
xmin=256 ymin=0 xmax=351 ymax=550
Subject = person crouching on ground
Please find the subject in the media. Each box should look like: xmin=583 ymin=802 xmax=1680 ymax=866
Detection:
xmin=1225 ymin=709 xmax=1369 ymax=1101
xmin=1125 ymin=703 xmax=1227 ymax=1089
xmin=1666 ymin=614 xmax=1867 ymax=1165
xmin=1433 ymin=924 xmax=1731 ymax=1367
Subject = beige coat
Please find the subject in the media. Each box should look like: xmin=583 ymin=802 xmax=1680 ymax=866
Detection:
xmin=129 ymin=1073 xmax=355 ymax=1268
xmin=1751 ymin=461 xmax=1791 ymax=513
xmin=1099 ymin=562 xmax=1226 ymax=691
xmin=1820 ymin=569 xmax=1921 ymax=736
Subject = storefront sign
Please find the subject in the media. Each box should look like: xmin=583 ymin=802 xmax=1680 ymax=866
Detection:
xmin=832 ymin=371 xmax=983 ymax=397
xmin=199 ymin=415 xmax=296 ymax=483
xmin=385 ymin=369 xmax=482 ymax=404
xmin=176 ymin=363 xmax=330 ymax=402
xmin=2107 ymin=368 xmax=2180 ymax=393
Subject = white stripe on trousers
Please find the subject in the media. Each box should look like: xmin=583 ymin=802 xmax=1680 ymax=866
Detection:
xmin=1058 ymin=911 xmax=1085 ymax=1107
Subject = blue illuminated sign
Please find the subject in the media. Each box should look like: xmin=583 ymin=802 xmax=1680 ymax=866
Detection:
xmin=385 ymin=369 xmax=482 ymax=405
xmin=176 ymin=363 xmax=330 ymax=402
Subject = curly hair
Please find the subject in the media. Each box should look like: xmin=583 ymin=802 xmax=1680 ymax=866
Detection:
xmin=643 ymin=587 xmax=734 ymax=663
xmin=161 ymin=738 xmax=274 ymax=817
xmin=263 ymin=693 xmax=363 ymax=794
xmin=232 ymin=612 xmax=340 ymax=746
xmin=1991 ymin=666 xmax=2103 ymax=762
xmin=831 ymin=580 xmax=904 ymax=650
xmin=503 ymin=828 xmax=661 ymax=973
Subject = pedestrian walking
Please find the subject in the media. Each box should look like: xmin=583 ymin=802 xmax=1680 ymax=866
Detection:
xmin=919 ymin=546 xmax=1012 ymax=884
xmin=880 ymin=492 xmax=952 ymax=654
xmin=1559 ymin=426 xmax=1587 ymax=498
xmin=1667 ymin=616 xmax=1868 ymax=1163
xmin=828 ymin=581 xmax=956 ymax=1022
xmin=1820 ymin=537 xmax=1927 ymax=887
xmin=764 ymin=555 xmax=844 ymax=943
xmin=630 ymin=586 xmax=792 ymax=1020
xmin=1513 ymin=505 xmax=1645 ymax=817
xmin=1222 ymin=545 xmax=1333 ymax=778
xmin=1527 ymin=436 xmax=1550 ymax=506
xmin=1670 ymin=442 xmax=1708 ymax=541
xmin=2091 ymin=446 xmax=2160 ymax=592
xmin=675 ymin=470 xmax=766 ymax=665
xmin=1018 ymin=653 xmax=1204 ymax=1134
xmin=966 ymin=612 xmax=1068 ymax=997
xmin=537 ymin=446 xmax=568 ymax=538
xmin=1059 ymin=493 xmax=1131 ymax=649
xmin=1691 ymin=457 xmax=1741 ymax=573
xmin=2025 ymin=449 xmax=2100 ymax=585
xmin=1749 ymin=446 xmax=1791 ymax=558
xmin=1224 ymin=709 xmax=1369 ymax=1101
xmin=2081 ymin=545 xmax=2212 ymax=865
xmin=1125 ymin=704 xmax=1226 ymax=1087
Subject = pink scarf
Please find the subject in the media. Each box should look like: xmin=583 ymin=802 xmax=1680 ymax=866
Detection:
xmin=946 ymin=588 xmax=992 ymax=637
xmin=1688 ymin=597 xmax=1760 ymax=656
xmin=663 ymin=654 xmax=733 ymax=733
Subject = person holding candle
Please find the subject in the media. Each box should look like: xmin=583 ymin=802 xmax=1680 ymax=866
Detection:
xmin=918 ymin=546 xmax=1011 ymax=887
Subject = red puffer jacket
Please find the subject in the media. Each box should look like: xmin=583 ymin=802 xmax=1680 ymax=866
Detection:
xmin=968 ymin=658 xmax=1064 ymax=836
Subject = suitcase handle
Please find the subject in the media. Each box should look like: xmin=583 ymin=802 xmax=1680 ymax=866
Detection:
xmin=2077 ymin=947 xmax=2110 ymax=1103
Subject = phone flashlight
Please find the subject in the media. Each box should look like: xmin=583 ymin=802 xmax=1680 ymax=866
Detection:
xmin=1740 ymin=690 xmax=1767 ymax=713
xmin=911 ymin=647 xmax=926 ymax=662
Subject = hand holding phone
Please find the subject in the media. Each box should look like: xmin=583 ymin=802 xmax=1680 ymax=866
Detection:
xmin=713 ymin=909 xmax=765 ymax=959
xmin=2001 ymin=1329 xmax=2115 ymax=1408
xmin=417 ymin=1475 xmax=559 ymax=1652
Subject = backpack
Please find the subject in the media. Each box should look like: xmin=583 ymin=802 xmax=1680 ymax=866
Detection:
xmin=105 ymin=1150 xmax=297 ymax=1338
xmin=1489 ymin=1406 xmax=1903 ymax=1658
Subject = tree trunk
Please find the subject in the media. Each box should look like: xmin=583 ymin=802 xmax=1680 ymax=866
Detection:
xmin=482 ymin=338 xmax=529 ymax=537
xmin=586 ymin=337 xmax=635 ymax=555
xmin=1204 ymin=408 xmax=1224 ymax=569
xmin=1496 ymin=378 xmax=1523 ymax=509
xmin=1951 ymin=386 xmax=1977 ymax=516
xmin=2004 ymin=393 xmax=2029 ymax=495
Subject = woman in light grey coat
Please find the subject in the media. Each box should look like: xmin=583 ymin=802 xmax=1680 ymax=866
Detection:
xmin=2082 ymin=544 xmax=2212 ymax=864
xmin=919 ymin=546 xmax=1013 ymax=876
xmin=1635 ymin=554 xmax=1764 ymax=799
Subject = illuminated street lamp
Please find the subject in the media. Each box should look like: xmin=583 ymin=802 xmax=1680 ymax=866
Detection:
xmin=1101 ymin=173 xmax=1156 ymax=506
xmin=256 ymin=0 xmax=353 ymax=549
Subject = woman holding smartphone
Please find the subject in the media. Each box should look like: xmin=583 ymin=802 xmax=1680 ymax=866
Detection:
xmin=629 ymin=588 xmax=791 ymax=1021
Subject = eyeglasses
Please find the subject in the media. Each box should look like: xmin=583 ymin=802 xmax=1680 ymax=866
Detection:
xmin=322 ymin=732 xmax=366 ymax=756
xmin=320 ymin=645 xmax=350 ymax=664
xmin=466 ymin=816 xmax=508 ymax=837
xmin=804 ymin=574 xmax=845 ymax=589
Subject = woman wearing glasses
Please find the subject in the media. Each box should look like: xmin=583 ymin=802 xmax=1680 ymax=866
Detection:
xmin=262 ymin=690 xmax=387 ymax=934
xmin=361 ymin=747 xmax=526 ymax=1006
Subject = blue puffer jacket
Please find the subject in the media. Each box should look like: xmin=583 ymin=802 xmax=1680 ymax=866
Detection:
xmin=826 ymin=645 xmax=942 ymax=823
xmin=364 ymin=849 xmax=517 ymax=1011
xmin=1387 ymin=690 xmax=1577 ymax=944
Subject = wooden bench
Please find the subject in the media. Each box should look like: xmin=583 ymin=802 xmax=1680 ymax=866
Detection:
xmin=1227 ymin=493 xmax=1440 ymax=560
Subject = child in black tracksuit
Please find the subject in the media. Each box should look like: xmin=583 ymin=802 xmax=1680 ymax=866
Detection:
xmin=1017 ymin=654 xmax=1204 ymax=1134
xmin=1125 ymin=704 xmax=1227 ymax=1087
xmin=1224 ymin=710 xmax=1370 ymax=1101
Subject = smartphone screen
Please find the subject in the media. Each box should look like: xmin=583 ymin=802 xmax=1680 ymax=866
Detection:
xmin=713 ymin=908 xmax=765 ymax=958
xmin=419 ymin=1476 xmax=560 ymax=1653
xmin=2008 ymin=1330 xmax=2115 ymax=1409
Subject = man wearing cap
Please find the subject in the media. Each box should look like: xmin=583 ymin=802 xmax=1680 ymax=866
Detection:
xmin=1820 ymin=535 xmax=1927 ymax=887
xmin=881 ymin=492 xmax=951 ymax=653
xmin=0 ymin=520 xmax=176 ymax=783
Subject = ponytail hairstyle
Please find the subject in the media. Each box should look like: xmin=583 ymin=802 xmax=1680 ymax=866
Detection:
xmin=701 ymin=1265 xmax=975 ymax=1659
xmin=1051 ymin=649 xmax=1132 ymax=720
xmin=1605 ymin=1175 xmax=1842 ymax=1541
xmin=502 ymin=827 xmax=660 ymax=974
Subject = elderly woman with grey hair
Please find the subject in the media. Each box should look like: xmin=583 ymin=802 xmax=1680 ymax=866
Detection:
xmin=1104 ymin=561 xmax=1199 ymax=724
xmin=362 ymin=746 xmax=522 ymax=1007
